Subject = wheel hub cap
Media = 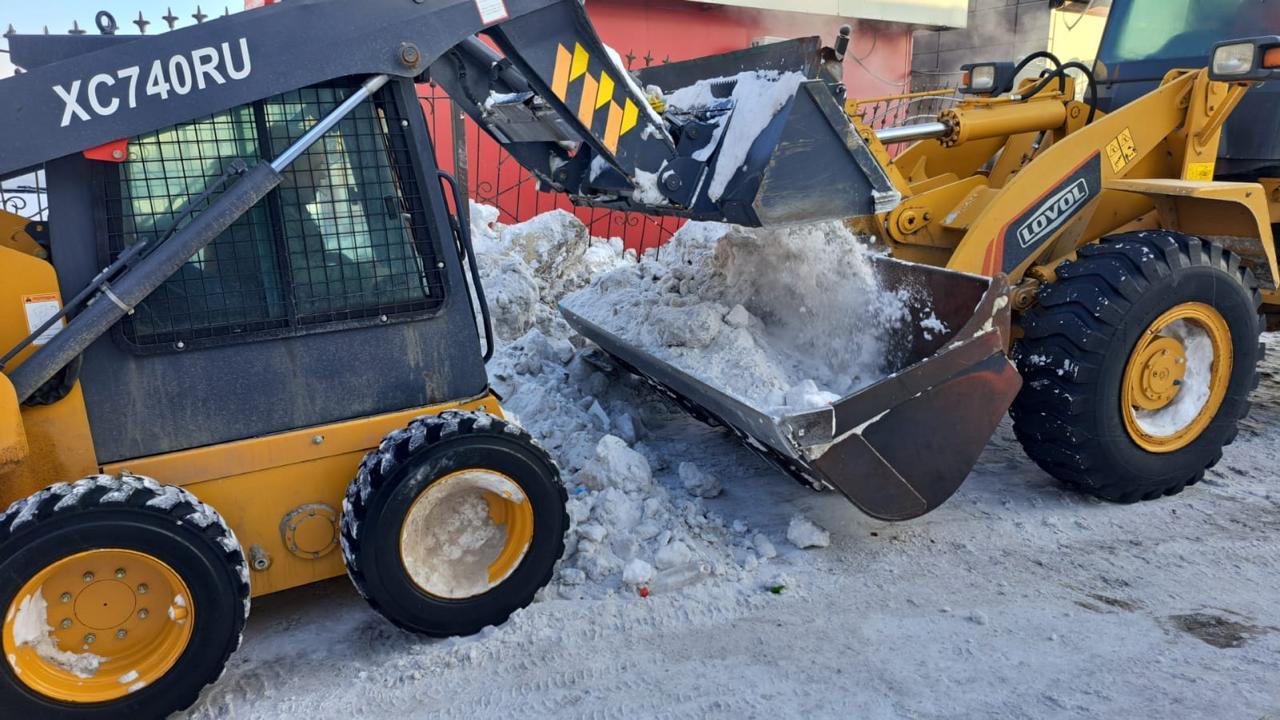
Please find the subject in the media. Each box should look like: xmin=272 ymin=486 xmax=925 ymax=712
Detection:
xmin=3 ymin=549 xmax=194 ymax=704
xmin=1130 ymin=336 xmax=1187 ymax=410
xmin=1121 ymin=302 xmax=1232 ymax=454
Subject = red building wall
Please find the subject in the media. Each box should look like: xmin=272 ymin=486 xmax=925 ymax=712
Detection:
xmin=422 ymin=0 xmax=913 ymax=251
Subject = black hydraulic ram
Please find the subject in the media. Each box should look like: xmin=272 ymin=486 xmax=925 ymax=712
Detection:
xmin=7 ymin=75 xmax=390 ymax=404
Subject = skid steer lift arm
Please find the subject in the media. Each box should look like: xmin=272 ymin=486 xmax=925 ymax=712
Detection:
xmin=1 ymin=0 xmax=896 ymax=227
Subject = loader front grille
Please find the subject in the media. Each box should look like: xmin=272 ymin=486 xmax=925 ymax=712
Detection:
xmin=99 ymin=82 xmax=446 ymax=352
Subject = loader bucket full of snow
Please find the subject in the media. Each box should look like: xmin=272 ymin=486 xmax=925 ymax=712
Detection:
xmin=560 ymin=262 xmax=1022 ymax=522
xmin=628 ymin=39 xmax=901 ymax=227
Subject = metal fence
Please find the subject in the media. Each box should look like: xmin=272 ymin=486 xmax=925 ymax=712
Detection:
xmin=850 ymin=78 xmax=962 ymax=154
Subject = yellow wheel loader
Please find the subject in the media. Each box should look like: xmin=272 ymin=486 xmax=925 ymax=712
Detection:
xmin=835 ymin=27 xmax=1280 ymax=504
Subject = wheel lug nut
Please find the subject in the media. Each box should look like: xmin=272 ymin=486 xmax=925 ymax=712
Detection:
xmin=59 ymin=592 xmax=72 ymax=603
xmin=60 ymin=618 xmax=73 ymax=630
xmin=82 ymin=572 xmax=95 ymax=583
xmin=137 ymin=583 xmax=149 ymax=595
xmin=115 ymin=568 xmax=127 ymax=579
xmin=84 ymin=633 xmax=96 ymax=645
xmin=116 ymin=629 xmax=128 ymax=640
xmin=138 ymin=608 xmax=149 ymax=620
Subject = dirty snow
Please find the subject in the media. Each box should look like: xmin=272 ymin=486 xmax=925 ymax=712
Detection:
xmin=563 ymin=219 xmax=910 ymax=415
xmin=399 ymin=472 xmax=523 ymax=599
xmin=182 ymin=207 xmax=1280 ymax=719
xmin=11 ymin=588 xmax=103 ymax=679
xmin=663 ymin=70 xmax=807 ymax=201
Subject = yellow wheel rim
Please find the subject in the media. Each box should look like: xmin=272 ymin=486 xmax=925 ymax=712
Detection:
xmin=1122 ymin=302 xmax=1233 ymax=453
xmin=399 ymin=470 xmax=535 ymax=600
xmin=2 ymin=549 xmax=193 ymax=704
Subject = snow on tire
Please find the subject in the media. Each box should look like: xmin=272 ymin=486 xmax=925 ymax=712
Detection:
xmin=340 ymin=410 xmax=568 ymax=638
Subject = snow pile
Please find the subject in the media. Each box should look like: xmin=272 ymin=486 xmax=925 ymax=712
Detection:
xmin=562 ymin=220 xmax=911 ymax=415
xmin=474 ymin=207 xmax=784 ymax=598
xmin=663 ymin=70 xmax=808 ymax=201
xmin=470 ymin=203 xmax=629 ymax=342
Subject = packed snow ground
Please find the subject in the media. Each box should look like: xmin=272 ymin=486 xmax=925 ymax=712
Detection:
xmin=182 ymin=209 xmax=1280 ymax=719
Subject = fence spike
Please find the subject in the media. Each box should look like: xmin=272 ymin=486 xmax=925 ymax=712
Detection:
xmin=163 ymin=8 xmax=179 ymax=30
xmin=69 ymin=20 xmax=87 ymax=36
xmin=193 ymin=6 xmax=208 ymax=24
xmin=134 ymin=12 xmax=151 ymax=34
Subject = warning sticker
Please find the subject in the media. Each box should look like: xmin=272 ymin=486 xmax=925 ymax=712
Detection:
xmin=1105 ymin=128 xmax=1138 ymax=174
xmin=22 ymin=293 xmax=64 ymax=346
xmin=475 ymin=0 xmax=509 ymax=25
xmin=1184 ymin=162 xmax=1216 ymax=181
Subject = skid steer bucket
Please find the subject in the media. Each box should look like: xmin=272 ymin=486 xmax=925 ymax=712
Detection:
xmin=556 ymin=38 xmax=902 ymax=228
xmin=561 ymin=261 xmax=1021 ymax=522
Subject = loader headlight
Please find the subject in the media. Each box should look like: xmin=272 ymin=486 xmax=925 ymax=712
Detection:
xmin=1212 ymin=42 xmax=1256 ymax=77
xmin=960 ymin=62 xmax=1016 ymax=95
xmin=966 ymin=65 xmax=997 ymax=92
xmin=1209 ymin=36 xmax=1280 ymax=81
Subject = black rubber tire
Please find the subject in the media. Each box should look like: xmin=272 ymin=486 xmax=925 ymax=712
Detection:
xmin=1010 ymin=231 xmax=1263 ymax=503
xmin=340 ymin=410 xmax=567 ymax=637
xmin=0 ymin=475 xmax=250 ymax=718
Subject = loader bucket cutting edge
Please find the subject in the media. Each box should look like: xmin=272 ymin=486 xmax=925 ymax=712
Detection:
xmin=559 ymin=259 xmax=1022 ymax=522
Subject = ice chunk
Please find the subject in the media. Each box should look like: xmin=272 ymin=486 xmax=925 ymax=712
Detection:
xmin=786 ymin=514 xmax=831 ymax=549
xmin=622 ymin=559 xmax=654 ymax=586
xmin=679 ymin=462 xmax=723 ymax=499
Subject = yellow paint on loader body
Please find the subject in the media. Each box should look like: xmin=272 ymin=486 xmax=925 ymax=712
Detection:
xmin=851 ymin=69 xmax=1280 ymax=310
xmin=99 ymin=394 xmax=503 ymax=598
xmin=0 ymin=374 xmax=27 ymax=473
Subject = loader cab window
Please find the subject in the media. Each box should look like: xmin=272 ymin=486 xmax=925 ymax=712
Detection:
xmin=105 ymin=82 xmax=445 ymax=351
xmin=1098 ymin=0 xmax=1280 ymax=65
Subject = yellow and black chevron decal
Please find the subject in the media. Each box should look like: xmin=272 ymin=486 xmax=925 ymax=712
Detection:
xmin=551 ymin=42 xmax=642 ymax=154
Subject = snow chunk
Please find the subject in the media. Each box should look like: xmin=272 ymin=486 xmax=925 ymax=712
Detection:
xmin=654 ymin=540 xmax=695 ymax=569
xmin=11 ymin=589 xmax=103 ymax=679
xmin=679 ymin=462 xmax=723 ymax=499
xmin=786 ymin=515 xmax=831 ymax=549
xmin=579 ymin=436 xmax=653 ymax=493
xmin=622 ymin=559 xmax=654 ymax=586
